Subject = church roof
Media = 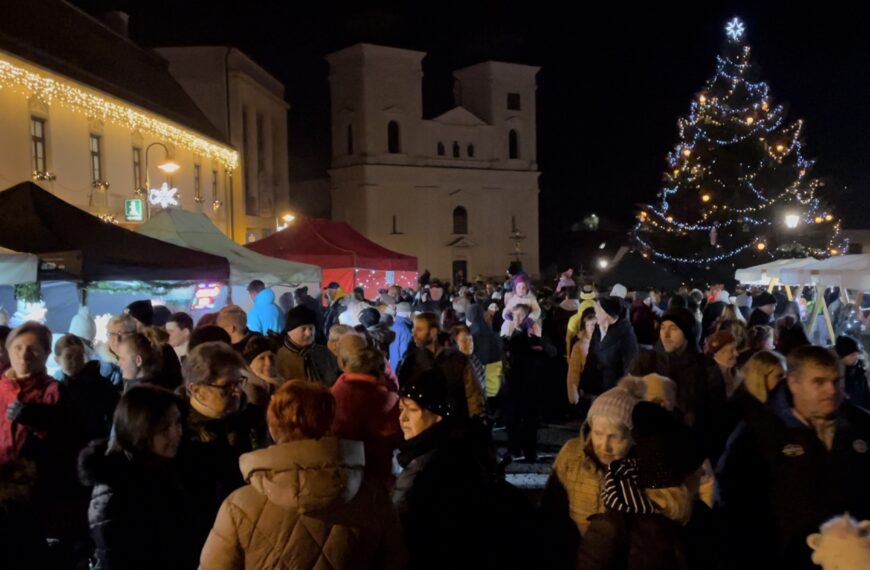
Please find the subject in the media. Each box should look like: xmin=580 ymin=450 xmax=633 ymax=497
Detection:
xmin=431 ymin=106 xmax=488 ymax=127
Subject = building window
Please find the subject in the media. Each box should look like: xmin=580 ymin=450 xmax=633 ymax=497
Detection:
xmin=437 ymin=142 xmax=445 ymax=156
xmin=452 ymin=141 xmax=460 ymax=158
xmin=132 ymin=147 xmax=142 ymax=190
xmin=89 ymin=134 xmax=102 ymax=182
xmin=387 ymin=120 xmax=401 ymax=153
xmin=467 ymin=143 xmax=475 ymax=158
xmin=391 ymin=215 xmax=400 ymax=234
xmin=193 ymin=164 xmax=201 ymax=201
xmin=347 ymin=124 xmax=354 ymax=155
xmin=256 ymin=113 xmax=266 ymax=174
xmin=453 ymin=206 xmax=468 ymax=235
xmin=507 ymin=93 xmax=521 ymax=111
xmin=242 ymin=107 xmax=256 ymax=214
xmin=31 ymin=117 xmax=47 ymax=173
xmin=509 ymin=129 xmax=519 ymax=159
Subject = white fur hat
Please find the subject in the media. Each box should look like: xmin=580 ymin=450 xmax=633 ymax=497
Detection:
xmin=69 ymin=305 xmax=96 ymax=343
xmin=610 ymin=283 xmax=628 ymax=299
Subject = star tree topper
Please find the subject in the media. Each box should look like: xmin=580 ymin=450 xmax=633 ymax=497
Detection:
xmin=726 ymin=17 xmax=745 ymax=42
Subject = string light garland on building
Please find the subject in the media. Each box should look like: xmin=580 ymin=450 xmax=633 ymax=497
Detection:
xmin=0 ymin=57 xmax=238 ymax=169
xmin=633 ymin=17 xmax=846 ymax=266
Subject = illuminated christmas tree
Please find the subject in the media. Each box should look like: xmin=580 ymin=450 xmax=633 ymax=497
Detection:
xmin=634 ymin=17 xmax=846 ymax=269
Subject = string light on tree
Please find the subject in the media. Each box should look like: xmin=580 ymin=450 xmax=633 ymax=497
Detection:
xmin=633 ymin=16 xmax=846 ymax=268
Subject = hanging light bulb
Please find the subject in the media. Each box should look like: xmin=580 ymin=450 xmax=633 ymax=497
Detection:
xmin=756 ymin=242 xmax=766 ymax=251
xmin=825 ymin=214 xmax=833 ymax=221
xmin=701 ymin=194 xmax=711 ymax=203
xmin=776 ymin=144 xmax=785 ymax=152
xmin=761 ymin=101 xmax=769 ymax=111
xmin=830 ymin=248 xmax=840 ymax=256
xmin=682 ymin=148 xmax=692 ymax=157
xmin=699 ymin=94 xmax=707 ymax=104
xmin=814 ymin=216 xmax=823 ymax=224
xmin=746 ymin=116 xmax=755 ymax=125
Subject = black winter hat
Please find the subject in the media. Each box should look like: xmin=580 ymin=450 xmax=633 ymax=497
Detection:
xmin=660 ymin=308 xmax=697 ymax=346
xmin=125 ymin=300 xmax=154 ymax=327
xmin=242 ymin=335 xmax=277 ymax=364
xmin=358 ymin=307 xmax=382 ymax=328
xmin=399 ymin=368 xmax=452 ymax=418
xmin=835 ymin=335 xmax=861 ymax=358
xmin=753 ymin=291 xmax=777 ymax=308
xmin=632 ymin=401 xmax=706 ymax=489
xmin=596 ymin=296 xmax=622 ymax=319
xmin=284 ymin=305 xmax=317 ymax=333
xmin=152 ymin=305 xmax=172 ymax=328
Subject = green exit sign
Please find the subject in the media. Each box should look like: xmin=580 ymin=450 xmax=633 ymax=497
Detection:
xmin=125 ymin=199 xmax=144 ymax=222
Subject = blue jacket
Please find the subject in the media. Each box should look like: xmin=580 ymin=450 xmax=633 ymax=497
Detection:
xmin=247 ymin=289 xmax=284 ymax=335
xmin=389 ymin=316 xmax=414 ymax=372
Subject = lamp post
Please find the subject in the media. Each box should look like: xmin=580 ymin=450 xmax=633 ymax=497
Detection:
xmin=276 ymin=212 xmax=295 ymax=232
xmin=139 ymin=142 xmax=180 ymax=218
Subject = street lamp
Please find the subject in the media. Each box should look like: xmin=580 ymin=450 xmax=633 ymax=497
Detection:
xmin=784 ymin=213 xmax=800 ymax=229
xmin=276 ymin=212 xmax=296 ymax=231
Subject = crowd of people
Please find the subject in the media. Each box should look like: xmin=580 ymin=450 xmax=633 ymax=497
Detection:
xmin=1 ymin=269 xmax=869 ymax=569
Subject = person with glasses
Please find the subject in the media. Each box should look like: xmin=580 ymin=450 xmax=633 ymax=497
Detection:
xmin=181 ymin=341 xmax=268 ymax=550
xmin=97 ymin=314 xmax=138 ymax=387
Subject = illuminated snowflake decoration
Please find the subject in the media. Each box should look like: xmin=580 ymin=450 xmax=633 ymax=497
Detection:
xmin=149 ymin=182 xmax=179 ymax=208
xmin=726 ymin=17 xmax=745 ymax=42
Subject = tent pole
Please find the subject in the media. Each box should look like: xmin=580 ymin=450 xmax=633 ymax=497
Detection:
xmin=767 ymin=277 xmax=778 ymax=293
xmin=785 ymin=286 xmax=793 ymax=302
xmin=820 ymin=294 xmax=836 ymax=342
xmin=807 ymin=285 xmax=824 ymax=337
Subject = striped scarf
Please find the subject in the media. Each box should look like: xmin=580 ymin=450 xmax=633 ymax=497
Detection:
xmin=600 ymin=458 xmax=658 ymax=515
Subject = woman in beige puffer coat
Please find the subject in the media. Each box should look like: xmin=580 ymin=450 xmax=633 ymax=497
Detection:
xmin=199 ymin=380 xmax=406 ymax=570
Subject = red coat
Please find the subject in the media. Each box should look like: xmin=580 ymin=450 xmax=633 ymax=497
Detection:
xmin=330 ymin=372 xmax=402 ymax=486
xmin=0 ymin=371 xmax=63 ymax=465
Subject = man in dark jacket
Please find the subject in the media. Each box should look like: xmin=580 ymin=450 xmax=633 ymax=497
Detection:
xmin=748 ymin=291 xmax=777 ymax=328
xmin=276 ymin=305 xmax=340 ymax=386
xmin=581 ymin=296 xmax=638 ymax=395
xmin=397 ymin=312 xmax=485 ymax=421
xmin=294 ymin=286 xmax=326 ymax=344
xmin=717 ymin=345 xmax=870 ymax=570
xmin=216 ymin=305 xmax=261 ymax=355
xmin=629 ymin=308 xmax=725 ymax=439
xmin=835 ymin=335 xmax=870 ymax=409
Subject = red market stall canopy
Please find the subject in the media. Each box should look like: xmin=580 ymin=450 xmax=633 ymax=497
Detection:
xmin=0 ymin=182 xmax=229 ymax=282
xmin=246 ymin=216 xmax=417 ymax=298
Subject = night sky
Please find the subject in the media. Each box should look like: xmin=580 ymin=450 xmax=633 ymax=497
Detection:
xmin=75 ymin=1 xmax=870 ymax=255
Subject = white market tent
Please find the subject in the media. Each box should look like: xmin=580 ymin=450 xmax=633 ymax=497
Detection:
xmin=779 ymin=254 xmax=870 ymax=291
xmin=736 ymin=255 xmax=870 ymax=341
xmin=734 ymin=258 xmax=818 ymax=286
xmin=0 ymin=246 xmax=38 ymax=285
xmin=138 ymin=210 xmax=321 ymax=288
